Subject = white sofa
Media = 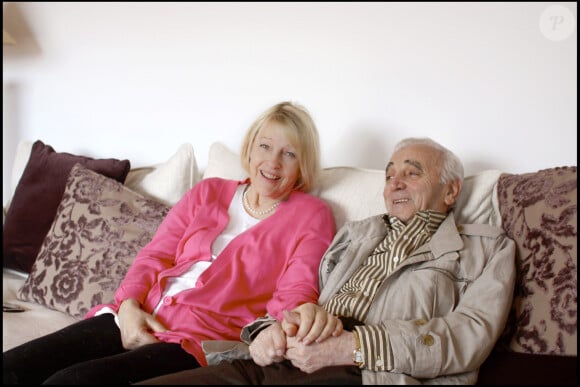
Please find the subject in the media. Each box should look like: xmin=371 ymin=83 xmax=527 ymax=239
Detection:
xmin=3 ymin=140 xmax=576 ymax=385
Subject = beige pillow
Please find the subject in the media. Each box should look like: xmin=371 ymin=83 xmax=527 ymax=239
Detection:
xmin=202 ymin=142 xmax=503 ymax=229
xmin=202 ymin=143 xmax=385 ymax=229
xmin=455 ymin=169 xmax=503 ymax=227
xmin=202 ymin=142 xmax=247 ymax=181
xmin=125 ymin=143 xmax=199 ymax=206
xmin=17 ymin=164 xmax=170 ymax=318
xmin=314 ymin=167 xmax=385 ymax=230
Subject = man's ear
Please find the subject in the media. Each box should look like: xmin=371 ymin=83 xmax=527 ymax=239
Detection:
xmin=444 ymin=179 xmax=462 ymax=207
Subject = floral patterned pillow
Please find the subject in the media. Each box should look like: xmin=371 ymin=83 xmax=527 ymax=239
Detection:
xmin=496 ymin=166 xmax=577 ymax=356
xmin=17 ymin=163 xmax=170 ymax=319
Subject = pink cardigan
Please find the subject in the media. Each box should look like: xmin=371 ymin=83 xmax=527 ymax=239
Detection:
xmin=86 ymin=177 xmax=335 ymax=365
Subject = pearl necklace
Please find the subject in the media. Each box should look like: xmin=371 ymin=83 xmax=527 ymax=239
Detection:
xmin=243 ymin=186 xmax=280 ymax=216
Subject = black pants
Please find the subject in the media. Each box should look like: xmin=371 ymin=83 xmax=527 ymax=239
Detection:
xmin=136 ymin=359 xmax=362 ymax=385
xmin=3 ymin=314 xmax=200 ymax=384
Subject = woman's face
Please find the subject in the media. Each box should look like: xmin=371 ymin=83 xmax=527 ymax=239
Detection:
xmin=248 ymin=121 xmax=301 ymax=201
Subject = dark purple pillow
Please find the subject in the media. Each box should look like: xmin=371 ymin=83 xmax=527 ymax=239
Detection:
xmin=3 ymin=140 xmax=131 ymax=273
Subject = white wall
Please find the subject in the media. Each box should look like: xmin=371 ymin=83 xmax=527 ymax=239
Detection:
xmin=3 ymin=2 xmax=577 ymax=206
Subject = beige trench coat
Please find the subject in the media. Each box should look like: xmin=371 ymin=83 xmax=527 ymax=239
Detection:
xmin=203 ymin=212 xmax=516 ymax=385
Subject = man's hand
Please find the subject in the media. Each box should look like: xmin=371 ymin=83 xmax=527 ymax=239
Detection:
xmin=249 ymin=322 xmax=287 ymax=366
xmin=281 ymin=303 xmax=343 ymax=344
xmin=117 ymin=299 xmax=167 ymax=350
xmin=284 ymin=331 xmax=355 ymax=373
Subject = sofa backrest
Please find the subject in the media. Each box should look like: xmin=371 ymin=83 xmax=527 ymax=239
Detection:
xmin=7 ymin=140 xmax=503 ymax=231
xmin=203 ymin=142 xmax=503 ymax=230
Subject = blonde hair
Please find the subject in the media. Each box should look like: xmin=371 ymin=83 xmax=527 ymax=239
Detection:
xmin=240 ymin=101 xmax=321 ymax=193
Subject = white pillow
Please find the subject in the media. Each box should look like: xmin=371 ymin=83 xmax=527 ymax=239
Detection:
xmin=202 ymin=142 xmax=385 ymax=229
xmin=315 ymin=168 xmax=502 ymax=229
xmin=202 ymin=142 xmax=247 ymax=181
xmin=314 ymin=167 xmax=385 ymax=230
xmin=124 ymin=143 xmax=199 ymax=206
xmin=202 ymin=141 xmax=503 ymax=230
xmin=455 ymin=169 xmax=503 ymax=227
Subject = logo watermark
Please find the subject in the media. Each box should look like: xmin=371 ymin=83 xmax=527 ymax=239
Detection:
xmin=539 ymin=5 xmax=576 ymax=41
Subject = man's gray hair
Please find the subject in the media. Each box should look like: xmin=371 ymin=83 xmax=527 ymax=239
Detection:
xmin=393 ymin=137 xmax=464 ymax=185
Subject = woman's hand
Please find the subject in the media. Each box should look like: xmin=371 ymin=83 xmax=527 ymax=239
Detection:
xmin=281 ymin=303 xmax=343 ymax=345
xmin=117 ymin=299 xmax=167 ymax=350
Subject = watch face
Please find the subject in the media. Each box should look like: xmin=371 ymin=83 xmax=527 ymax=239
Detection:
xmin=353 ymin=349 xmax=364 ymax=366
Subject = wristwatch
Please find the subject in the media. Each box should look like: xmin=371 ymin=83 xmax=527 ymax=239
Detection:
xmin=352 ymin=329 xmax=364 ymax=367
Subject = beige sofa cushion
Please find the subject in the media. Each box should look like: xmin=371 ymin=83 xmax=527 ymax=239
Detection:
xmin=3 ymin=269 xmax=77 ymax=352
xmin=124 ymin=143 xmax=199 ymax=206
xmin=203 ymin=142 xmax=502 ymax=230
xmin=203 ymin=141 xmax=247 ymax=181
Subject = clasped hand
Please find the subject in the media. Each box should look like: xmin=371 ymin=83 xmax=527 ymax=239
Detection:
xmin=249 ymin=303 xmax=352 ymax=373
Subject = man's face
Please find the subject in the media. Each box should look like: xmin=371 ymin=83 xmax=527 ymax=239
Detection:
xmin=383 ymin=144 xmax=454 ymax=224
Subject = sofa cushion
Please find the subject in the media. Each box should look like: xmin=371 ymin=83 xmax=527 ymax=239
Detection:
xmin=203 ymin=141 xmax=247 ymax=181
xmin=496 ymin=166 xmax=577 ymax=356
xmin=313 ymin=166 xmax=385 ymax=229
xmin=455 ymin=169 xmax=503 ymax=227
xmin=202 ymin=142 xmax=385 ymax=229
xmin=123 ymin=143 xmax=199 ymax=206
xmin=202 ymin=142 xmax=503 ymax=230
xmin=3 ymin=140 xmax=131 ymax=274
xmin=3 ymin=269 xmax=78 ymax=352
xmin=17 ymin=164 xmax=170 ymax=319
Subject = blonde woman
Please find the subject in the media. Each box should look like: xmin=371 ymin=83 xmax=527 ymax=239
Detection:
xmin=3 ymin=102 xmax=337 ymax=384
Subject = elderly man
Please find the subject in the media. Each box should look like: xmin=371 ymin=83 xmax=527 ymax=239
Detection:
xmin=138 ymin=137 xmax=516 ymax=385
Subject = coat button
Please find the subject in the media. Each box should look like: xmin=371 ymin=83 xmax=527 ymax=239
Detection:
xmin=422 ymin=334 xmax=435 ymax=346
xmin=414 ymin=319 xmax=427 ymax=326
xmin=163 ymin=296 xmax=173 ymax=305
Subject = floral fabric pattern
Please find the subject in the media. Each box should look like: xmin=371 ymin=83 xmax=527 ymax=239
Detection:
xmin=18 ymin=163 xmax=170 ymax=319
xmin=497 ymin=166 xmax=577 ymax=356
